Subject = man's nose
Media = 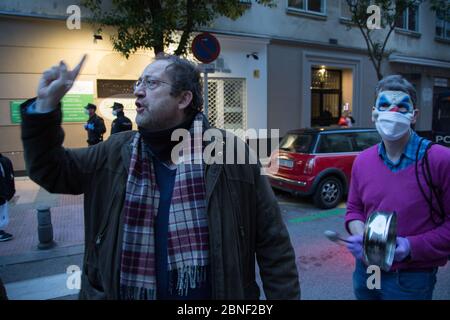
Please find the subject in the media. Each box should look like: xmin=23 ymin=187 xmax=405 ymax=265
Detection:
xmin=134 ymin=85 xmax=145 ymax=98
xmin=389 ymin=106 xmax=399 ymax=112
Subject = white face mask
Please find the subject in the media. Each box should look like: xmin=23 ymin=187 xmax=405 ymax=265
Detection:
xmin=112 ymin=110 xmax=117 ymax=116
xmin=372 ymin=108 xmax=413 ymax=141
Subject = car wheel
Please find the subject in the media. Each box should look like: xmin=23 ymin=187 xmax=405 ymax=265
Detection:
xmin=313 ymin=177 xmax=343 ymax=209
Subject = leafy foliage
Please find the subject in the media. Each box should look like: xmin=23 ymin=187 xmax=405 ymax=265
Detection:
xmin=81 ymin=0 xmax=275 ymax=57
xmin=345 ymin=0 xmax=425 ymax=80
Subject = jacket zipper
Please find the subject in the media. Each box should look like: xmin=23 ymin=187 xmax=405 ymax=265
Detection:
xmin=95 ymin=232 xmax=104 ymax=246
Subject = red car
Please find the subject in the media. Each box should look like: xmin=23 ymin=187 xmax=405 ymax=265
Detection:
xmin=266 ymin=127 xmax=381 ymax=209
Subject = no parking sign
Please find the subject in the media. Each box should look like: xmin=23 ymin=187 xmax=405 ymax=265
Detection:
xmin=191 ymin=32 xmax=220 ymax=118
xmin=192 ymin=32 xmax=221 ymax=64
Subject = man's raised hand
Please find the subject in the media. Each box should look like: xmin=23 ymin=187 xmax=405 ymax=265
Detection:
xmin=35 ymin=55 xmax=87 ymax=113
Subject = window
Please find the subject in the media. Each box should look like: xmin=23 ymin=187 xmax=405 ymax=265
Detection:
xmin=288 ymin=0 xmax=326 ymax=14
xmin=97 ymin=79 xmax=135 ymax=98
xmin=396 ymin=6 xmax=419 ymax=32
xmin=340 ymin=0 xmax=352 ymax=20
xmin=341 ymin=0 xmax=377 ymax=20
xmin=279 ymin=134 xmax=315 ymax=153
xmin=316 ymin=134 xmax=353 ymax=153
xmin=433 ymin=92 xmax=450 ymax=132
xmin=436 ymin=5 xmax=450 ymax=40
xmin=239 ymin=0 xmax=252 ymax=6
xmin=207 ymin=78 xmax=247 ymax=132
xmin=352 ymin=132 xmax=381 ymax=152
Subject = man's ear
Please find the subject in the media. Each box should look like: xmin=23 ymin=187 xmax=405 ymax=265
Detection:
xmin=411 ymin=108 xmax=419 ymax=124
xmin=178 ymin=91 xmax=193 ymax=110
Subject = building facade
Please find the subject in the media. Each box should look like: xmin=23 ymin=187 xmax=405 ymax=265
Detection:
xmin=0 ymin=0 xmax=269 ymax=171
xmin=211 ymin=0 xmax=450 ymax=136
xmin=0 ymin=0 xmax=449 ymax=171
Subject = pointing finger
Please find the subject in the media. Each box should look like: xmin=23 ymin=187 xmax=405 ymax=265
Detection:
xmin=69 ymin=54 xmax=87 ymax=80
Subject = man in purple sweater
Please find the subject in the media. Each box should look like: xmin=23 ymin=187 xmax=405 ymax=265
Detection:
xmin=345 ymin=75 xmax=450 ymax=300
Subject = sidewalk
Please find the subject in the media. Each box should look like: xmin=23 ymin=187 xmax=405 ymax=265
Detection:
xmin=0 ymin=177 xmax=84 ymax=258
xmin=0 ymin=177 xmax=85 ymax=300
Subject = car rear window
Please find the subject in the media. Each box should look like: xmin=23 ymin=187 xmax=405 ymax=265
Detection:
xmin=316 ymin=133 xmax=353 ymax=153
xmin=279 ymin=134 xmax=315 ymax=153
xmin=352 ymin=131 xmax=381 ymax=151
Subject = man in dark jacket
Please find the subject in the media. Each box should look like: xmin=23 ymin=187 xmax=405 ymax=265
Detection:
xmin=111 ymin=102 xmax=132 ymax=134
xmin=84 ymin=103 xmax=106 ymax=146
xmin=20 ymin=54 xmax=300 ymax=300
xmin=0 ymin=153 xmax=15 ymax=242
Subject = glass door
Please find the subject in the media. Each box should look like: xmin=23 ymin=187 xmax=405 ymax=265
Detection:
xmin=311 ymin=68 xmax=342 ymax=127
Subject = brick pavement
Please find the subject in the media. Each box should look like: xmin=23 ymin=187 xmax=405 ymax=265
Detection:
xmin=0 ymin=177 xmax=84 ymax=257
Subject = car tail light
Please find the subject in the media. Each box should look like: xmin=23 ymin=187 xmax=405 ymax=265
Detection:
xmin=304 ymin=158 xmax=315 ymax=174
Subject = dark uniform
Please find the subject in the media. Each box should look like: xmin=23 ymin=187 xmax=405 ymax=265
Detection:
xmin=0 ymin=153 xmax=15 ymax=206
xmin=111 ymin=110 xmax=133 ymax=134
xmin=0 ymin=153 xmax=15 ymax=243
xmin=86 ymin=114 xmax=106 ymax=146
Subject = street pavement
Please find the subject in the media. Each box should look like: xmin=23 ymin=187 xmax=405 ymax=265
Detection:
xmin=0 ymin=177 xmax=84 ymax=257
xmin=1 ymin=177 xmax=449 ymax=300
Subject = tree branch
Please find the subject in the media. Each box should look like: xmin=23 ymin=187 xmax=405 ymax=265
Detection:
xmin=175 ymin=0 xmax=194 ymax=56
xmin=149 ymin=0 xmax=164 ymax=55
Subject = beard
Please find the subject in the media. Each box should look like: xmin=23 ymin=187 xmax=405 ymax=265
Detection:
xmin=135 ymin=104 xmax=182 ymax=131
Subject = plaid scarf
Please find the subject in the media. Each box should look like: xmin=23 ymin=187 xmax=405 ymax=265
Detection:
xmin=120 ymin=114 xmax=209 ymax=300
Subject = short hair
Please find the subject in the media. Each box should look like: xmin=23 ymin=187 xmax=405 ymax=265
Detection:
xmin=375 ymin=75 xmax=417 ymax=107
xmin=112 ymin=102 xmax=124 ymax=110
xmin=155 ymin=53 xmax=203 ymax=115
xmin=85 ymin=103 xmax=97 ymax=111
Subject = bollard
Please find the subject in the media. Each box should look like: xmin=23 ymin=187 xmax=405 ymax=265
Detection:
xmin=36 ymin=205 xmax=55 ymax=250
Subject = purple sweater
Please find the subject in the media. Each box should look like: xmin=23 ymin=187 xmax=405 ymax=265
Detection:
xmin=345 ymin=144 xmax=450 ymax=270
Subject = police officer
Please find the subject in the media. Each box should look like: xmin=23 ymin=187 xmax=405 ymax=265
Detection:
xmin=84 ymin=103 xmax=106 ymax=146
xmin=111 ymin=102 xmax=132 ymax=134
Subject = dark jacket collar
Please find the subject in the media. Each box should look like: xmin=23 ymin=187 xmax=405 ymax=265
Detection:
xmin=138 ymin=112 xmax=198 ymax=162
xmin=120 ymin=112 xmax=217 ymax=172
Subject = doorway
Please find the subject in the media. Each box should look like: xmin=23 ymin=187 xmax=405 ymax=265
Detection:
xmin=311 ymin=67 xmax=342 ymax=127
xmin=433 ymin=86 xmax=450 ymax=146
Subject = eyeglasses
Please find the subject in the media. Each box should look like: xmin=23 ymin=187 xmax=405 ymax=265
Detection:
xmin=133 ymin=76 xmax=173 ymax=91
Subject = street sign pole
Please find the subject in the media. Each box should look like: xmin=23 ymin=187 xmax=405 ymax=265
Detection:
xmin=204 ymin=71 xmax=208 ymax=118
xmin=191 ymin=32 xmax=220 ymax=120
xmin=199 ymin=63 xmax=215 ymax=118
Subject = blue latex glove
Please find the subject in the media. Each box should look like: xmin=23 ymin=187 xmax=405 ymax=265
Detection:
xmin=87 ymin=123 xmax=94 ymax=130
xmin=83 ymin=123 xmax=88 ymax=130
xmin=394 ymin=237 xmax=411 ymax=262
xmin=346 ymin=235 xmax=364 ymax=260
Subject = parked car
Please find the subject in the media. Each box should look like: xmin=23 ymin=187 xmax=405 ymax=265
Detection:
xmin=266 ymin=127 xmax=381 ymax=209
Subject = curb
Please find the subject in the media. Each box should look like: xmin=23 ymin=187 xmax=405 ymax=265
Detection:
xmin=0 ymin=244 xmax=84 ymax=266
